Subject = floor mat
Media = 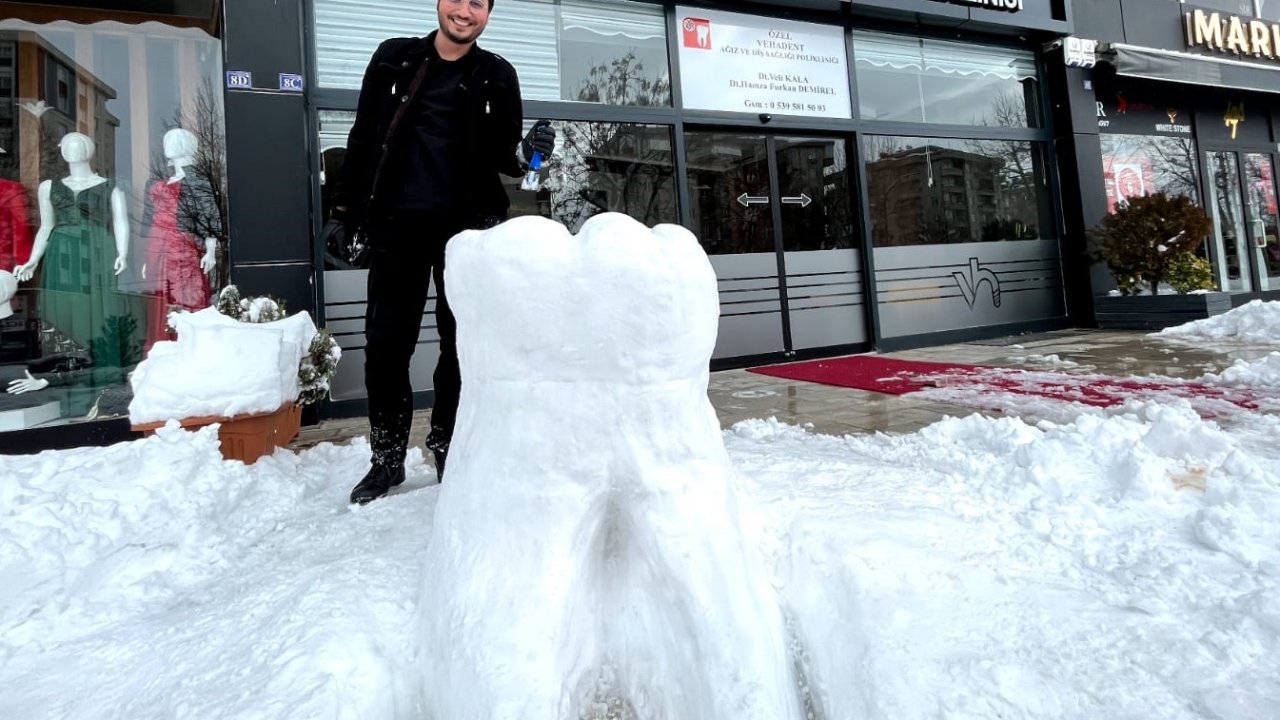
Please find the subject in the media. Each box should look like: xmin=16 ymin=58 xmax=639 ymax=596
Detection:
xmin=748 ymin=355 xmax=1274 ymax=415
xmin=748 ymin=356 xmax=974 ymax=395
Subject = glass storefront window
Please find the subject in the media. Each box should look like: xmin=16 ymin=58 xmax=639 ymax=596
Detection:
xmin=1099 ymin=134 xmax=1200 ymax=212
xmin=517 ymin=121 xmax=678 ymax=232
xmin=853 ymin=33 xmax=1041 ymax=127
xmin=863 ymin=136 xmax=1053 ymax=247
xmin=318 ymin=117 xmax=678 ymax=269
xmin=0 ymin=18 xmax=226 ymax=430
xmin=313 ymin=0 xmax=671 ymax=106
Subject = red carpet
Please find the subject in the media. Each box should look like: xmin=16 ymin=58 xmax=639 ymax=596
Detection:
xmin=749 ymin=356 xmax=975 ymax=395
xmin=748 ymin=355 xmax=1270 ymax=414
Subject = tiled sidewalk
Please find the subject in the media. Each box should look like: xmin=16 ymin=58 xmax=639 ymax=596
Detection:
xmin=291 ymin=328 xmax=1275 ymax=451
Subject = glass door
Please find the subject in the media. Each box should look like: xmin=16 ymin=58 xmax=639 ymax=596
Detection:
xmin=1205 ymin=151 xmax=1252 ymax=293
xmin=773 ymin=136 xmax=868 ymax=352
xmin=685 ymin=132 xmax=782 ymax=358
xmin=1243 ymin=153 xmax=1280 ymax=292
xmin=684 ymin=130 xmax=866 ymax=360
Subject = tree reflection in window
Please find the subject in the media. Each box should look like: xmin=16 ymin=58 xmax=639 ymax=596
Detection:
xmin=509 ymin=52 xmax=678 ymax=233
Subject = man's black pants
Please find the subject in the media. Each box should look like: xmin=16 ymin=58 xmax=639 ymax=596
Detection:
xmin=364 ymin=212 xmax=463 ymax=468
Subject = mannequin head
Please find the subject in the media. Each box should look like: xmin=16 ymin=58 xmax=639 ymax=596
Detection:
xmin=58 ymin=132 xmax=96 ymax=164
xmin=163 ymin=128 xmax=198 ymax=161
xmin=0 ymin=269 xmax=16 ymax=320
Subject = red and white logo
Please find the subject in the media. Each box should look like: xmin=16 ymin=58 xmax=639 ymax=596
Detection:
xmin=682 ymin=17 xmax=711 ymax=50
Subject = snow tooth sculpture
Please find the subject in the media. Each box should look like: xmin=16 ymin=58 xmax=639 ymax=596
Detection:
xmin=419 ymin=213 xmax=804 ymax=720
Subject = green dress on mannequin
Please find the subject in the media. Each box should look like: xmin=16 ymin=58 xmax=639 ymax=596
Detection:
xmin=40 ymin=178 xmax=144 ymax=370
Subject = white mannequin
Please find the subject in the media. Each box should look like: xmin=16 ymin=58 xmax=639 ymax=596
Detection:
xmin=8 ymin=133 xmax=129 ymax=396
xmin=0 ymin=269 xmax=15 ymax=320
xmin=13 ymin=132 xmax=129 ymax=282
xmin=142 ymin=128 xmax=215 ymax=277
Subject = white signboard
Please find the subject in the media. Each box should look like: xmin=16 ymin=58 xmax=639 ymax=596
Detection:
xmin=676 ymin=7 xmax=852 ymax=119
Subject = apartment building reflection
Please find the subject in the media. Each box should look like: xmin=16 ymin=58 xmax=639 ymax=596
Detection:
xmin=866 ymin=144 xmax=1001 ymax=247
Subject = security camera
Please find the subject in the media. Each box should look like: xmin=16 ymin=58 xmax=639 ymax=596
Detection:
xmin=759 ymin=113 xmax=772 ymax=124
xmin=1043 ymin=39 xmax=1063 ymax=52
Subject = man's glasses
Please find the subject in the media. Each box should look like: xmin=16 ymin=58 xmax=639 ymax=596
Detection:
xmin=442 ymin=0 xmax=489 ymax=12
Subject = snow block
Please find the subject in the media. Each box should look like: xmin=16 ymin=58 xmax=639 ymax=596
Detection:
xmin=418 ymin=213 xmax=804 ymax=720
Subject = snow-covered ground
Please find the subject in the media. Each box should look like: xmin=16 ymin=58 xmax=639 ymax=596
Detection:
xmin=2 ymin=295 xmax=1278 ymax=718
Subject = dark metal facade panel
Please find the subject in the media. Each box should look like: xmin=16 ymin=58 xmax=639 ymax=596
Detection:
xmin=1072 ymin=0 xmax=1124 ymax=44
xmin=1117 ymin=0 xmax=1183 ymax=51
xmin=223 ymin=0 xmax=304 ymax=80
xmin=232 ymin=262 xmax=317 ymax=326
xmin=224 ymin=91 xmax=313 ymax=265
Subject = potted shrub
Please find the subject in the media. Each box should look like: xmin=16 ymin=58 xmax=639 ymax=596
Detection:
xmin=1089 ymin=193 xmax=1230 ymax=329
xmin=128 ymin=286 xmax=341 ymax=463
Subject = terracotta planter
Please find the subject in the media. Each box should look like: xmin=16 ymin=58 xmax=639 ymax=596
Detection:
xmin=132 ymin=403 xmax=302 ymax=465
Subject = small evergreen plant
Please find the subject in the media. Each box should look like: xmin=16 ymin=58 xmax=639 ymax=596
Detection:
xmin=1089 ymin=193 xmax=1213 ymax=295
xmin=1165 ymin=252 xmax=1217 ymax=294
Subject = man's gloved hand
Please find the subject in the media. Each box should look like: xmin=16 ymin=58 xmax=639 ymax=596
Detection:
xmin=332 ymin=205 xmax=361 ymax=242
xmin=522 ymin=120 xmax=556 ymax=164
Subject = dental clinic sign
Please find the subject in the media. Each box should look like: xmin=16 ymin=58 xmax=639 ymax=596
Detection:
xmin=676 ymin=7 xmax=851 ymax=119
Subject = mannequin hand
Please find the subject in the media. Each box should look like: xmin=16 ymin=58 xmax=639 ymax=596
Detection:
xmin=113 ymin=255 xmax=127 ymax=276
xmin=13 ymin=261 xmax=36 ymax=282
xmin=7 ymin=371 xmax=49 ymax=395
xmin=200 ymin=251 xmax=216 ymax=274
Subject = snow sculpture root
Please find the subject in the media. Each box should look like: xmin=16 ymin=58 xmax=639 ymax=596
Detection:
xmin=418 ymin=214 xmax=812 ymax=720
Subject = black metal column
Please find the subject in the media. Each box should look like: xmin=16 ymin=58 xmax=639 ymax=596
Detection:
xmin=1045 ymin=55 xmax=1110 ymax=327
xmin=221 ymin=0 xmax=316 ymax=319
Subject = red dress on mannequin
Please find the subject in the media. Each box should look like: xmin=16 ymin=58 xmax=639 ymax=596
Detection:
xmin=144 ymin=179 xmax=210 ymax=350
xmin=0 ymin=179 xmax=32 ymax=271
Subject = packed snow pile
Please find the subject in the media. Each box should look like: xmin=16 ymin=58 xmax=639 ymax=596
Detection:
xmin=0 ymin=427 xmax=438 ymax=719
xmin=128 ymin=307 xmax=318 ymax=424
xmin=2 ymin=401 xmax=1278 ymax=719
xmin=421 ymin=213 xmax=803 ymax=719
xmin=1201 ymin=351 xmax=1280 ymax=389
xmin=1156 ymin=299 xmax=1280 ymax=344
xmin=728 ymin=403 xmax=1280 ymax=720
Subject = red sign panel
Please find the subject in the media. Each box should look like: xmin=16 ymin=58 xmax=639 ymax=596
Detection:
xmin=682 ymin=17 xmax=711 ymax=50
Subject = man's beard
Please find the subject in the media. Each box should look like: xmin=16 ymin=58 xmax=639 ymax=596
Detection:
xmin=438 ymin=12 xmax=484 ymax=45
xmin=442 ymin=26 xmax=478 ymax=44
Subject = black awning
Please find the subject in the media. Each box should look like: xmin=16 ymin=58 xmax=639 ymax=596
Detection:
xmin=1105 ymin=42 xmax=1280 ymax=95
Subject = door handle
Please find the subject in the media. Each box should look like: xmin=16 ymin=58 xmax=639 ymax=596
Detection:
xmin=1254 ymin=219 xmax=1268 ymax=248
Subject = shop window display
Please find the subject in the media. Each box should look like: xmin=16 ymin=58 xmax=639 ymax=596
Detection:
xmin=0 ymin=18 xmax=226 ymax=431
xmin=863 ymin=136 xmax=1054 ymax=248
xmin=1099 ymin=134 xmax=1200 ymax=212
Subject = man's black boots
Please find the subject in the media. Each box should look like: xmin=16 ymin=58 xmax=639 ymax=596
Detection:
xmin=349 ymin=463 xmax=406 ymax=505
xmin=425 ymin=428 xmax=450 ymax=483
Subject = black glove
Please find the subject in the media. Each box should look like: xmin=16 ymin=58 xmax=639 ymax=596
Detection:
xmin=332 ymin=205 xmax=361 ymax=240
xmin=522 ymin=119 xmax=556 ymax=163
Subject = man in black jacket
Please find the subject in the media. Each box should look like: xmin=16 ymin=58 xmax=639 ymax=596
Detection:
xmin=335 ymin=0 xmax=556 ymax=504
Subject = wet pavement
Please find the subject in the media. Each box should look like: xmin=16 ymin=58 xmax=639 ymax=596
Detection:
xmin=291 ymin=328 xmax=1278 ymax=452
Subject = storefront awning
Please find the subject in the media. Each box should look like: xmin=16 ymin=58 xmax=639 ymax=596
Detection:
xmin=1104 ymin=42 xmax=1280 ymax=95
xmin=0 ymin=0 xmax=220 ymax=32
